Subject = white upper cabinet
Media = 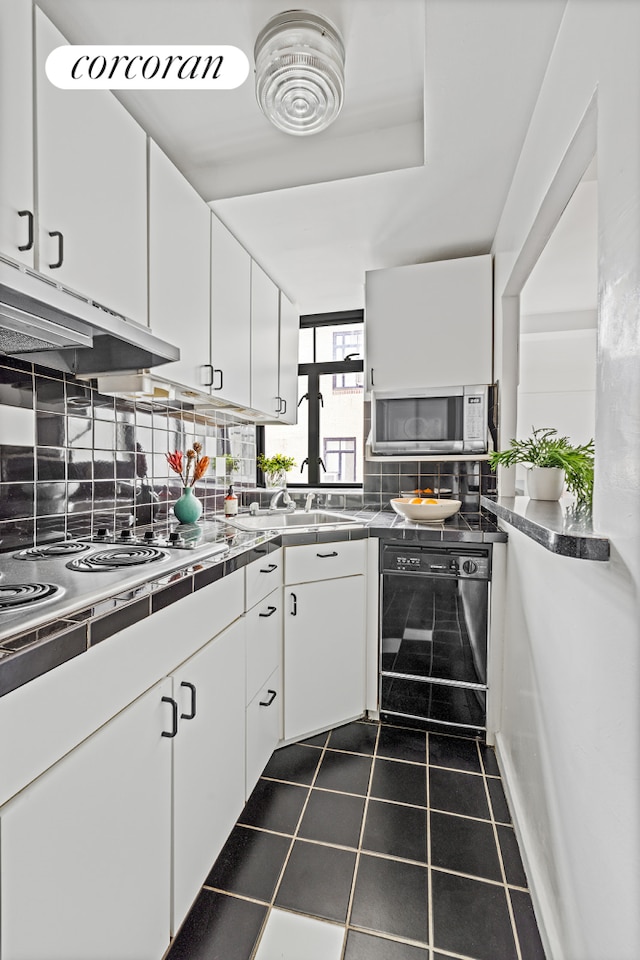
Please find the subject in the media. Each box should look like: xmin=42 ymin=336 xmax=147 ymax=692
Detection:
xmin=278 ymin=291 xmax=300 ymax=424
xmin=250 ymin=260 xmax=281 ymax=417
xmin=0 ymin=0 xmax=34 ymax=266
xmin=210 ymin=212 xmax=252 ymax=407
xmin=148 ymin=141 xmax=211 ymax=391
xmin=365 ymin=254 xmax=493 ymax=391
xmin=34 ymin=9 xmax=148 ymax=324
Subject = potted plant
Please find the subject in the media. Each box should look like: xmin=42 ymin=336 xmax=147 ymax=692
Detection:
xmin=257 ymin=452 xmax=296 ymax=488
xmin=488 ymin=427 xmax=594 ymax=505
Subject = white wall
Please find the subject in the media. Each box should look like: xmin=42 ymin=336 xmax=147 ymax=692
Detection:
xmin=492 ymin=3 xmax=640 ymax=958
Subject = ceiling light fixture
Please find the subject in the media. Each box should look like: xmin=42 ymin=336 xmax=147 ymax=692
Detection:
xmin=254 ymin=9 xmax=345 ymax=136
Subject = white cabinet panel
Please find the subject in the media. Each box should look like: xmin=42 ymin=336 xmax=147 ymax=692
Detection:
xmin=35 ymin=9 xmax=147 ymax=323
xmin=246 ymin=666 xmax=282 ymax=795
xmin=365 ymin=255 xmax=492 ymax=391
xmin=0 ymin=0 xmax=34 ymax=266
xmin=284 ymin=538 xmax=366 ymax=585
xmin=245 ymin=547 xmax=283 ymax=609
xmin=251 ymin=260 xmax=281 ymax=417
xmin=210 ymin=212 xmax=252 ymax=407
xmin=0 ymin=680 xmax=172 ymax=960
xmin=148 ymin=141 xmax=211 ymax=390
xmin=284 ymin=574 xmax=365 ymax=741
xmin=278 ymin=291 xmax=300 ymax=423
xmin=172 ymin=618 xmax=246 ymax=933
xmin=246 ymin=586 xmax=282 ymax=705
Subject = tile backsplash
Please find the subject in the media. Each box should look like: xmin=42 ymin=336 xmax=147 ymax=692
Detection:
xmin=0 ymin=357 xmax=257 ymax=552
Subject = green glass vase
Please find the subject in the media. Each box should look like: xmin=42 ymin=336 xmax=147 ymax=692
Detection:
xmin=173 ymin=486 xmax=202 ymax=524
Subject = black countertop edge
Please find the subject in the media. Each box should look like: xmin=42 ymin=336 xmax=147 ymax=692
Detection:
xmin=480 ymin=496 xmax=610 ymax=562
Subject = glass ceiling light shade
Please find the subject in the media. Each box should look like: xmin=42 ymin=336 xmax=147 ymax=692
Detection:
xmin=254 ymin=10 xmax=345 ymax=136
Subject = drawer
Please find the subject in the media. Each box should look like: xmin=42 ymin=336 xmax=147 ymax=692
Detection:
xmin=245 ymin=548 xmax=283 ymax=610
xmin=284 ymin=539 xmax=366 ymax=585
xmin=245 ymin=587 xmax=282 ymax=705
xmin=246 ymin=667 xmax=281 ymax=797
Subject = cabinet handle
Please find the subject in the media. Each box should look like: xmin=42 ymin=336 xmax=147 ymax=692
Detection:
xmin=213 ymin=368 xmax=224 ymax=390
xmin=260 ymin=563 xmax=278 ymax=573
xmin=180 ymin=681 xmax=197 ymax=720
xmin=290 ymin=591 xmax=297 ymax=616
xmin=370 ymin=367 xmax=375 ymax=387
xmin=161 ymin=696 xmax=179 ymax=738
xmin=259 ymin=689 xmax=277 ymax=707
xmin=48 ymin=230 xmax=64 ymax=269
xmin=202 ymin=364 xmax=214 ymax=387
xmin=316 ymin=551 xmax=338 ymax=558
xmin=17 ymin=210 xmax=34 ymax=252
xmin=280 ymin=397 xmax=287 ymax=414
xmin=259 ymin=605 xmax=277 ymax=618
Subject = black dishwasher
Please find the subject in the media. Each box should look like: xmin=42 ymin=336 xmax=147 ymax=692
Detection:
xmin=380 ymin=542 xmax=491 ymax=736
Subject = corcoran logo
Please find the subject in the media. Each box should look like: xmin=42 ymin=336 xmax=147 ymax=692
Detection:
xmin=45 ymin=45 xmax=250 ymax=90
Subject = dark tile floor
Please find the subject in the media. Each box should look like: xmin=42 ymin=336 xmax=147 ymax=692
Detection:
xmin=164 ymin=721 xmax=546 ymax=960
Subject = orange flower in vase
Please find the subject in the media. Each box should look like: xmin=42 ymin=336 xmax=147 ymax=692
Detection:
xmin=166 ymin=442 xmax=210 ymax=524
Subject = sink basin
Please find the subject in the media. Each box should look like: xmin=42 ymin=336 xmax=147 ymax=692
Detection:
xmin=224 ymin=510 xmax=363 ymax=532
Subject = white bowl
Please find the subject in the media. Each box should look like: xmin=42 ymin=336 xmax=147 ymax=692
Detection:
xmin=390 ymin=497 xmax=462 ymax=523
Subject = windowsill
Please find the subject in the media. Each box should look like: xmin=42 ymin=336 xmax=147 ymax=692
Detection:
xmin=480 ymin=495 xmax=610 ymax=561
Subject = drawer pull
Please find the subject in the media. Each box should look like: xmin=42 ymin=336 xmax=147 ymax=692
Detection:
xmin=259 ymin=689 xmax=277 ymax=707
xmin=180 ymin=681 xmax=197 ymax=720
xmin=259 ymin=605 xmax=277 ymax=618
xmin=290 ymin=592 xmax=297 ymax=616
xmin=48 ymin=230 xmax=64 ymax=269
xmin=161 ymin=696 xmax=179 ymax=738
xmin=17 ymin=210 xmax=34 ymax=251
xmin=260 ymin=563 xmax=278 ymax=573
xmin=316 ymin=551 xmax=338 ymax=558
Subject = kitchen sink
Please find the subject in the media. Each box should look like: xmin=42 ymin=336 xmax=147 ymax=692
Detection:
xmin=224 ymin=509 xmax=364 ymax=532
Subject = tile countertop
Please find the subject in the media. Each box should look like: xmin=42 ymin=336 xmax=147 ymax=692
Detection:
xmin=480 ymin=495 xmax=610 ymax=561
xmin=0 ymin=508 xmax=505 ymax=700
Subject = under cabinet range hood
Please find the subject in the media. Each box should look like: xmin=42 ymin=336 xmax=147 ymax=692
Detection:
xmin=0 ymin=257 xmax=180 ymax=375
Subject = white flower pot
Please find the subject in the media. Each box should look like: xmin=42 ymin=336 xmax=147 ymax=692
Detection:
xmin=526 ymin=466 xmax=564 ymax=501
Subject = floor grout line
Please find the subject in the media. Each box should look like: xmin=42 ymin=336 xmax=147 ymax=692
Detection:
xmin=427 ymin=729 xmax=434 ymax=960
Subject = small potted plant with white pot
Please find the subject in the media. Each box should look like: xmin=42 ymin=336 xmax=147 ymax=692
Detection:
xmin=489 ymin=427 xmax=594 ymax=506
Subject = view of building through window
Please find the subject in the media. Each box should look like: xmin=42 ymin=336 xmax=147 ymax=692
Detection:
xmin=263 ymin=316 xmax=364 ymax=486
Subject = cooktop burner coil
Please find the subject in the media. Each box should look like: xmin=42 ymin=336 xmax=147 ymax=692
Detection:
xmin=14 ymin=542 xmax=91 ymax=560
xmin=67 ymin=546 xmax=167 ymax=572
xmin=0 ymin=583 xmax=60 ymax=609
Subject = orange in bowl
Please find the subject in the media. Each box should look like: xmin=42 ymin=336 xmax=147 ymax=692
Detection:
xmin=390 ymin=497 xmax=462 ymax=523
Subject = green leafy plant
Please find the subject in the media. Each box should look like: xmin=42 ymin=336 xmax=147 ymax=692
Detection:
xmin=488 ymin=427 xmax=594 ymax=506
xmin=225 ymin=455 xmax=240 ymax=475
xmin=257 ymin=452 xmax=296 ymax=475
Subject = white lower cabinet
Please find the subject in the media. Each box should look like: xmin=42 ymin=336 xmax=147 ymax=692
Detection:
xmin=284 ymin=541 xmax=367 ymax=741
xmin=171 ymin=617 xmax=246 ymax=934
xmin=0 ymin=679 xmax=173 ymax=960
xmin=244 ymin=581 xmax=283 ymax=797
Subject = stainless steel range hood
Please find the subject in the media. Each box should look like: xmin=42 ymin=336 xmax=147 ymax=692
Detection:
xmin=0 ymin=257 xmax=180 ymax=375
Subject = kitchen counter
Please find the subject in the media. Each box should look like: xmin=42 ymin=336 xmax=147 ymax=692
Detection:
xmin=480 ymin=495 xmax=610 ymax=561
xmin=0 ymin=508 xmax=505 ymax=699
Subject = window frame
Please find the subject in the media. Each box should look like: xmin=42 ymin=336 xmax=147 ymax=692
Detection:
xmin=258 ymin=309 xmax=364 ymax=489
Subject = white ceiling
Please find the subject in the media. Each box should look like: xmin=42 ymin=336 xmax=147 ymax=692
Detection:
xmin=39 ymin=0 xmax=568 ymax=314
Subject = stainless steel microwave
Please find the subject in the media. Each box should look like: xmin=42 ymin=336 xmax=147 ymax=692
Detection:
xmin=370 ymin=384 xmax=489 ymax=455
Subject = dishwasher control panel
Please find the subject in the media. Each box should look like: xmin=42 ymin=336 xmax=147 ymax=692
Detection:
xmin=382 ymin=544 xmax=491 ymax=580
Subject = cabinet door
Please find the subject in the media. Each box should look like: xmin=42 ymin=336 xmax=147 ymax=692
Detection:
xmin=210 ymin=212 xmax=252 ymax=407
xmin=0 ymin=679 xmax=172 ymax=960
xmin=0 ymin=0 xmax=34 ymax=266
xmin=171 ymin=617 xmax=246 ymax=933
xmin=284 ymin=575 xmax=366 ymax=741
xmin=278 ymin=291 xmax=300 ymax=423
xmin=246 ymin=586 xmax=282 ymax=705
xmin=365 ymin=255 xmax=493 ymax=391
xmin=251 ymin=260 xmax=281 ymax=417
xmin=246 ymin=666 xmax=282 ymax=796
xmin=148 ymin=141 xmax=211 ymax=390
xmin=35 ymin=9 xmax=147 ymax=324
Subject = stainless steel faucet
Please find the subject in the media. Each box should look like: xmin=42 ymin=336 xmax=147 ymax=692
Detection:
xmin=304 ymin=492 xmax=316 ymax=512
xmin=269 ymin=488 xmax=295 ymax=512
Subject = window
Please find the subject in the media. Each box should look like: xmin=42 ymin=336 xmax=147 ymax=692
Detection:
xmin=262 ymin=310 xmax=364 ymax=487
